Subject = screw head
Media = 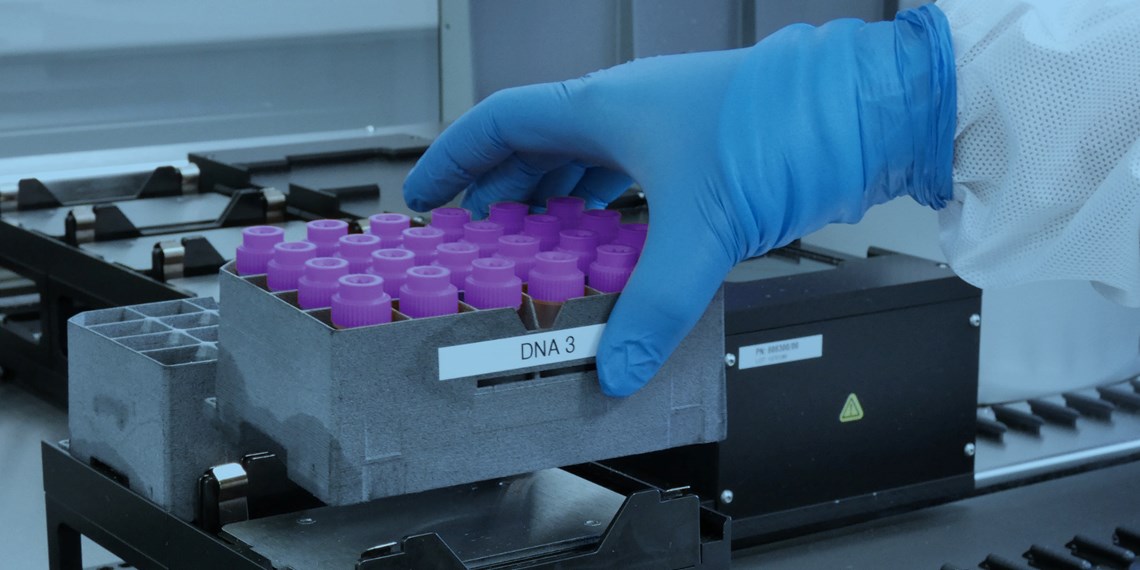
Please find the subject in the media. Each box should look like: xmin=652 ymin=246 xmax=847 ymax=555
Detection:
xmin=58 ymin=439 xmax=70 ymax=451
xmin=584 ymin=519 xmax=601 ymax=527
xmin=969 ymin=314 xmax=981 ymax=328
xmin=412 ymin=215 xmax=426 ymax=225
xmin=297 ymin=517 xmax=316 ymax=525
xmin=936 ymin=262 xmax=949 ymax=269
xmin=724 ymin=353 xmax=736 ymax=368
xmin=964 ymin=443 xmax=976 ymax=457
xmin=720 ymin=489 xmax=734 ymax=504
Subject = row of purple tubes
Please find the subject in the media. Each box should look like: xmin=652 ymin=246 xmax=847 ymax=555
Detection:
xmin=233 ymin=199 xmax=646 ymax=326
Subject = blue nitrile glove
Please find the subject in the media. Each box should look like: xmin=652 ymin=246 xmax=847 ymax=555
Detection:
xmin=403 ymin=6 xmax=956 ymax=397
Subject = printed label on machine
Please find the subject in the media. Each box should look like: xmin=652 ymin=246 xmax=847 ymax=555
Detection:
xmin=437 ymin=324 xmax=606 ymax=381
xmin=738 ymin=334 xmax=823 ymax=370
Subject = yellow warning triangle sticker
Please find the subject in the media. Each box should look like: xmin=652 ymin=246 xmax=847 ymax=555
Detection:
xmin=839 ymin=393 xmax=864 ymax=423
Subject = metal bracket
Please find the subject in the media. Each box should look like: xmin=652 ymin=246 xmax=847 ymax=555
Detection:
xmin=153 ymin=240 xmax=186 ymax=281
xmin=198 ymin=462 xmax=250 ymax=533
xmin=180 ymin=163 xmax=201 ymax=195
xmin=262 ymin=187 xmax=286 ymax=224
xmin=67 ymin=205 xmax=96 ymax=244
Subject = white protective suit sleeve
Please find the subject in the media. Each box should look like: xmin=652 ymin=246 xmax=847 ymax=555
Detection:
xmin=936 ymin=0 xmax=1140 ymax=305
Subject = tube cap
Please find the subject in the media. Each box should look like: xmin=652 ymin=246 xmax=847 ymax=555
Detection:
xmin=335 ymin=233 xmax=382 ymax=273
xmin=523 ymin=214 xmax=561 ymax=251
xmin=614 ymin=223 xmax=648 ymax=251
xmin=368 ymin=213 xmax=410 ymax=247
xmin=331 ymin=274 xmax=392 ymax=328
xmin=555 ymin=229 xmax=599 ymax=273
xmin=528 ymin=251 xmax=585 ymax=303
xmin=368 ymin=248 xmax=415 ymax=299
xmin=267 ymin=241 xmax=317 ymax=291
xmin=429 ymin=207 xmax=471 ymax=242
xmin=488 ymin=201 xmax=528 ymax=234
xmin=236 ymin=226 xmax=285 ymax=275
xmin=306 ymin=219 xmax=349 ymax=256
xmin=546 ymin=196 xmax=585 ymax=230
xmin=461 ymin=220 xmax=504 ymax=257
xmin=401 ymin=226 xmax=446 ymax=265
xmin=433 ymin=242 xmax=479 ymax=289
xmin=493 ymin=234 xmax=540 ymax=281
xmin=589 ymin=244 xmax=638 ymax=293
xmin=465 ymin=258 xmax=522 ymax=310
xmin=399 ymin=266 xmax=459 ymax=318
xmin=579 ymin=209 xmax=621 ymax=245
xmin=298 ymin=257 xmax=350 ymax=309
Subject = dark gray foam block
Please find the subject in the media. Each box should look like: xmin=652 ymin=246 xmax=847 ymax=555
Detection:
xmin=216 ymin=262 xmax=726 ymax=506
xmin=68 ymin=299 xmax=237 ymax=521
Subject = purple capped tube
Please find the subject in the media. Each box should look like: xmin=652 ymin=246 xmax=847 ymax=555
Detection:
xmin=488 ymin=201 xmax=528 ymax=234
xmin=298 ymin=257 xmax=350 ymax=309
xmin=267 ymin=241 xmax=317 ymax=291
xmin=464 ymin=258 xmax=522 ymax=310
xmin=335 ymin=233 xmax=382 ymax=273
xmin=236 ymin=225 xmax=285 ymax=275
xmin=461 ymin=220 xmax=504 ymax=258
xmin=589 ymin=244 xmax=638 ymax=293
xmin=401 ymin=226 xmax=446 ymax=265
xmin=429 ymin=207 xmax=471 ymax=242
xmin=306 ymin=219 xmax=349 ymax=257
xmin=614 ymin=223 xmax=648 ymax=251
xmin=546 ymin=196 xmax=585 ymax=230
xmin=555 ymin=229 xmax=599 ymax=273
xmin=399 ymin=266 xmax=459 ymax=318
xmin=368 ymin=248 xmax=415 ymax=299
xmin=523 ymin=214 xmax=561 ymax=251
xmin=367 ymin=213 xmax=410 ymax=248
xmin=433 ymin=241 xmax=479 ymax=289
xmin=493 ymin=234 xmax=540 ymax=281
xmin=331 ymin=274 xmax=392 ymax=328
xmin=529 ymin=251 xmax=585 ymax=328
xmin=579 ymin=209 xmax=621 ymax=245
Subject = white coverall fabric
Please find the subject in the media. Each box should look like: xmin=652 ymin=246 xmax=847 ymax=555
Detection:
xmin=936 ymin=0 xmax=1140 ymax=305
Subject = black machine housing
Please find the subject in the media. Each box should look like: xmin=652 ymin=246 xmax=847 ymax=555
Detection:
xmin=608 ymin=246 xmax=981 ymax=546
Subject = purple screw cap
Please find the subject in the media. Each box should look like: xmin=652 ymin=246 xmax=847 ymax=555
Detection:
xmin=528 ymin=251 xmax=585 ymax=303
xmin=523 ymin=214 xmax=561 ymax=251
xmin=488 ymin=201 xmax=528 ymax=234
xmin=589 ymin=244 xmax=638 ymax=293
xmin=546 ymin=196 xmax=585 ymax=230
xmin=555 ymin=229 xmax=599 ymax=273
xmin=335 ymin=233 xmax=382 ymax=273
xmin=236 ymin=225 xmax=285 ymax=275
xmin=267 ymin=241 xmax=317 ymax=291
xmin=614 ymin=223 xmax=648 ymax=251
xmin=298 ymin=257 xmax=350 ymax=309
xmin=461 ymin=220 xmax=504 ymax=258
xmin=465 ymin=258 xmax=522 ymax=310
xmin=579 ymin=209 xmax=621 ymax=245
xmin=493 ymin=234 xmax=540 ymax=281
xmin=401 ymin=226 xmax=446 ymax=265
xmin=368 ymin=213 xmax=410 ymax=247
xmin=367 ymin=248 xmax=415 ymax=299
xmin=331 ymin=274 xmax=392 ymax=328
xmin=399 ymin=266 xmax=459 ymax=318
xmin=306 ymin=219 xmax=349 ymax=257
xmin=433 ymin=242 xmax=479 ymax=289
xmin=429 ymin=207 xmax=471 ymax=242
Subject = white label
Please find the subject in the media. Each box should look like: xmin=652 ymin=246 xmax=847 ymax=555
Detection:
xmin=438 ymin=324 xmax=606 ymax=381
xmin=738 ymin=334 xmax=823 ymax=370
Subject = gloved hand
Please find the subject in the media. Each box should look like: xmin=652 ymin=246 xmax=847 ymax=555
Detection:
xmin=403 ymin=6 xmax=956 ymax=397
